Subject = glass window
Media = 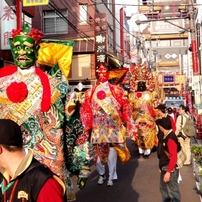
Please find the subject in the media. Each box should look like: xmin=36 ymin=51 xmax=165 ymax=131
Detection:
xmin=22 ymin=13 xmax=32 ymax=28
xmin=43 ymin=10 xmax=68 ymax=34
xmin=79 ymin=4 xmax=88 ymax=24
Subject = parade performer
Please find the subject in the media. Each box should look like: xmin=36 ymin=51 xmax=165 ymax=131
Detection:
xmin=128 ymin=63 xmax=158 ymax=157
xmin=0 ymin=24 xmax=90 ymax=201
xmin=80 ymin=64 xmax=135 ymax=187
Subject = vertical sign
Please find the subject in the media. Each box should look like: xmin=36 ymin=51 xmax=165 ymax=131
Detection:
xmin=94 ymin=13 xmax=108 ymax=70
xmin=1 ymin=0 xmax=16 ymax=50
xmin=193 ymin=75 xmax=201 ymax=108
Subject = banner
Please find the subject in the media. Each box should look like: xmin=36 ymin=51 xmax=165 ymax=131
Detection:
xmin=1 ymin=0 xmax=16 ymax=50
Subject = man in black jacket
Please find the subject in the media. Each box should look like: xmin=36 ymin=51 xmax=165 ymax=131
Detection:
xmin=0 ymin=119 xmax=66 ymax=202
xmin=156 ymin=116 xmax=181 ymax=202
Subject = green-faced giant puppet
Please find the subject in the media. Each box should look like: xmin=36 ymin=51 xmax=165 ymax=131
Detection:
xmin=0 ymin=24 xmax=90 ymax=200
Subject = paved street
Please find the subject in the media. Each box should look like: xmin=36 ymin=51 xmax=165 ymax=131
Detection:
xmin=72 ymin=138 xmax=201 ymax=202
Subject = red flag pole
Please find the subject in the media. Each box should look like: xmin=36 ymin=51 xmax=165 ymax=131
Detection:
xmin=16 ymin=0 xmax=22 ymax=29
xmin=189 ymin=0 xmax=199 ymax=75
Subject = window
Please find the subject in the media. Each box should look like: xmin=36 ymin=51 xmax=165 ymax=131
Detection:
xmin=22 ymin=14 xmax=32 ymax=28
xmin=43 ymin=10 xmax=68 ymax=34
xmin=79 ymin=4 xmax=88 ymax=24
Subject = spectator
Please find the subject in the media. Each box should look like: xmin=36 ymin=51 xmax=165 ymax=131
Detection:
xmin=0 ymin=119 xmax=66 ymax=202
xmin=156 ymin=116 xmax=181 ymax=202
xmin=167 ymin=107 xmax=177 ymax=123
xmin=155 ymin=104 xmax=176 ymax=132
xmin=175 ymin=104 xmax=191 ymax=165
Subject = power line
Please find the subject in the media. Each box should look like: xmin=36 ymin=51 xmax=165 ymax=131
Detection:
xmin=47 ymin=0 xmax=126 ymax=59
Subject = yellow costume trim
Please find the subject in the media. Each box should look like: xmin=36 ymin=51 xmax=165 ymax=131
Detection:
xmin=0 ymin=97 xmax=12 ymax=104
xmin=112 ymin=142 xmax=131 ymax=164
xmin=51 ymin=90 xmax=60 ymax=104
xmin=37 ymin=42 xmax=73 ymax=81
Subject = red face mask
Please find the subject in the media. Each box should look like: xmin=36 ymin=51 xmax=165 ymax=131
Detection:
xmin=97 ymin=65 xmax=109 ymax=83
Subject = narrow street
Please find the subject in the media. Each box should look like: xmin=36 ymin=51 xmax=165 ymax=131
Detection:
xmin=72 ymin=138 xmax=200 ymax=202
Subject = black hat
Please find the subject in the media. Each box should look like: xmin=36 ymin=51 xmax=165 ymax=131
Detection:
xmin=167 ymin=107 xmax=173 ymax=114
xmin=155 ymin=104 xmax=166 ymax=112
xmin=0 ymin=119 xmax=23 ymax=146
xmin=156 ymin=117 xmax=172 ymax=130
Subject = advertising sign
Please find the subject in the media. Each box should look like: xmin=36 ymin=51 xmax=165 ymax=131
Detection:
xmin=1 ymin=0 xmax=16 ymax=50
xmin=193 ymin=75 xmax=201 ymax=108
xmin=150 ymin=19 xmax=184 ymax=34
xmin=163 ymin=75 xmax=174 ymax=83
xmin=23 ymin=0 xmax=49 ymax=7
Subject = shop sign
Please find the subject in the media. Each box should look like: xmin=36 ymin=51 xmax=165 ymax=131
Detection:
xmin=150 ymin=19 xmax=184 ymax=34
xmin=164 ymin=75 xmax=174 ymax=83
xmin=23 ymin=0 xmax=49 ymax=6
xmin=1 ymin=0 xmax=16 ymax=50
xmin=94 ymin=12 xmax=108 ymax=69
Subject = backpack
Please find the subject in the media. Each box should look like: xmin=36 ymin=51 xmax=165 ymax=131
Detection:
xmin=181 ymin=115 xmax=195 ymax=137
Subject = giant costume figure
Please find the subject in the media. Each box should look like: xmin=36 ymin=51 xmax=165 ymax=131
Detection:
xmin=80 ymin=64 xmax=135 ymax=186
xmin=128 ymin=63 xmax=158 ymax=157
xmin=0 ymin=25 xmax=90 ymax=201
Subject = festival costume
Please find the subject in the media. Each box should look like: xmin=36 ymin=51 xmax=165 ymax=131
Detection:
xmin=80 ymin=65 xmax=135 ymax=183
xmin=127 ymin=64 xmax=158 ymax=156
xmin=0 ymin=25 xmax=90 ymax=201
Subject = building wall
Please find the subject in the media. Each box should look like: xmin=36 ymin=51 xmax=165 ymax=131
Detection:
xmin=32 ymin=0 xmax=96 ymax=84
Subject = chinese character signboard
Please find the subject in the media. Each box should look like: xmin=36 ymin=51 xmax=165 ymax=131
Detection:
xmin=193 ymin=75 xmax=201 ymax=108
xmin=150 ymin=19 xmax=184 ymax=34
xmin=94 ymin=13 xmax=108 ymax=69
xmin=163 ymin=75 xmax=174 ymax=83
xmin=23 ymin=0 xmax=49 ymax=7
xmin=1 ymin=0 xmax=16 ymax=50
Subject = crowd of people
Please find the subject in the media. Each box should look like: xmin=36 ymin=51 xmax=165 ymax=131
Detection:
xmin=0 ymin=24 xmax=195 ymax=202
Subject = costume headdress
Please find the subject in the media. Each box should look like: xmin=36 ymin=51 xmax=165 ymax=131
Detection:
xmin=11 ymin=24 xmax=43 ymax=46
xmin=96 ymin=63 xmax=108 ymax=73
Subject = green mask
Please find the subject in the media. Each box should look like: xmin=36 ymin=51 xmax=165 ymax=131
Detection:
xmin=11 ymin=35 xmax=36 ymax=69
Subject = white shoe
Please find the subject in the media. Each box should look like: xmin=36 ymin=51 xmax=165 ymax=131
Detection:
xmin=98 ymin=175 xmax=106 ymax=185
xmin=107 ymin=180 xmax=113 ymax=187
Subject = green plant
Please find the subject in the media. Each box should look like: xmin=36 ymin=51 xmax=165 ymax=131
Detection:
xmin=191 ymin=146 xmax=202 ymax=166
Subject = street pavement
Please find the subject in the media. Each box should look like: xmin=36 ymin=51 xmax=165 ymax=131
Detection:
xmin=72 ymin=138 xmax=201 ymax=202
